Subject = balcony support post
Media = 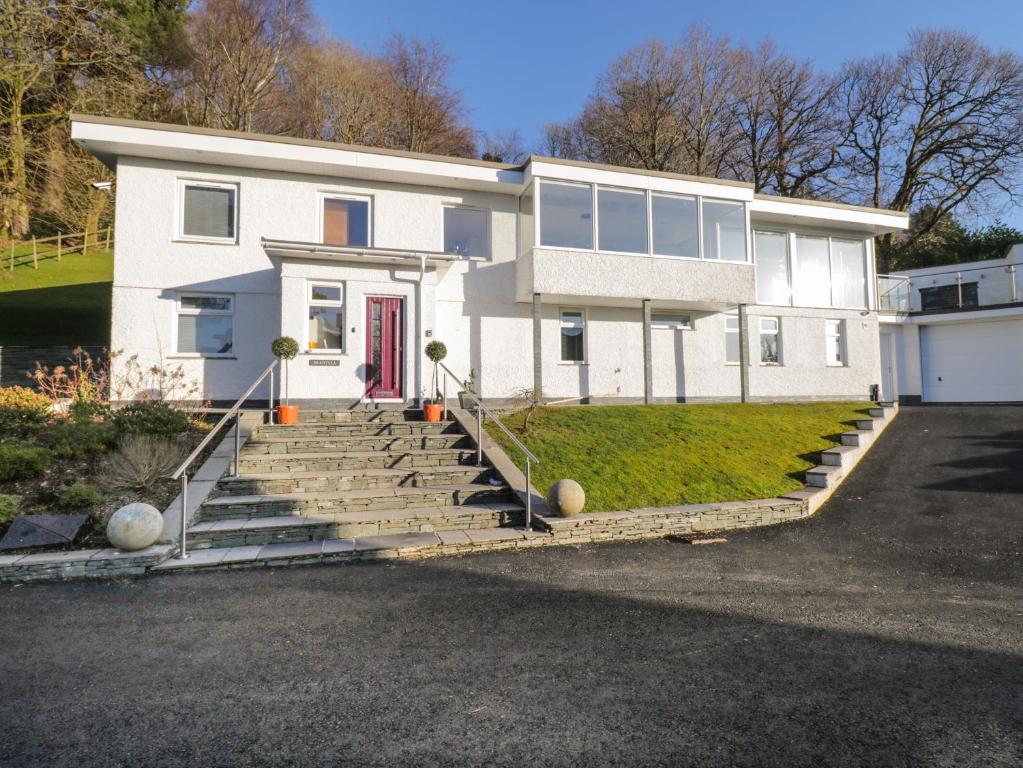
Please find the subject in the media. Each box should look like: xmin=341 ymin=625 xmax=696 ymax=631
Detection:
xmin=738 ymin=304 xmax=750 ymax=403
xmin=532 ymin=293 xmax=542 ymax=401
xmin=642 ymin=299 xmax=652 ymax=405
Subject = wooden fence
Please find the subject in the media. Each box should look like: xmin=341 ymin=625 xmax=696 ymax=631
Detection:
xmin=3 ymin=227 xmax=113 ymax=272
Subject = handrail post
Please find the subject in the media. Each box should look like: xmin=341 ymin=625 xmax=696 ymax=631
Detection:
xmin=268 ymin=368 xmax=275 ymax=424
xmin=179 ymin=475 xmax=189 ymax=559
xmin=1010 ymin=265 xmax=1018 ymax=303
xmin=56 ymin=232 xmax=61 ymax=262
xmin=476 ymin=404 xmax=483 ymax=468
xmin=956 ymin=272 xmax=963 ymax=308
xmin=32 ymin=236 xmax=37 ymax=269
xmin=442 ymin=373 xmax=447 ymax=421
xmin=524 ymin=460 xmax=532 ymax=531
xmin=233 ymin=412 xmax=241 ymax=478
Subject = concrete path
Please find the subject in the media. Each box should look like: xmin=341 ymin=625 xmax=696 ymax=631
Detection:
xmin=1 ymin=406 xmax=1020 ymax=766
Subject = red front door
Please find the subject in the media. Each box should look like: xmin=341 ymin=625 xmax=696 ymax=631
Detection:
xmin=365 ymin=296 xmax=403 ymax=399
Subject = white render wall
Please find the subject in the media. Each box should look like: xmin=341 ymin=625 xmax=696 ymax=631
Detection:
xmin=111 ymin=156 xmax=881 ymax=404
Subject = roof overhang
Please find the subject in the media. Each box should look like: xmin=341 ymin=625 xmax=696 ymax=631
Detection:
xmin=750 ymin=195 xmax=908 ymax=236
xmin=71 ymin=115 xmax=524 ymax=193
xmin=261 ymin=238 xmax=460 ymax=268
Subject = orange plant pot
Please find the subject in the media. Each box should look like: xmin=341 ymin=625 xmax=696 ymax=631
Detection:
xmin=423 ymin=403 xmax=443 ymax=422
xmin=277 ymin=404 xmax=300 ymax=425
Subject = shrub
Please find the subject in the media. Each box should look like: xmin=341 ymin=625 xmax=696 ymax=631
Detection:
xmin=0 ymin=445 xmax=51 ymax=481
xmin=0 ymin=494 xmax=19 ymax=526
xmin=44 ymin=419 xmax=119 ymax=459
xmin=102 ymin=435 xmax=185 ymax=492
xmin=57 ymin=480 xmax=104 ymax=509
xmin=113 ymin=401 xmax=190 ymax=438
xmin=0 ymin=386 xmax=52 ymax=437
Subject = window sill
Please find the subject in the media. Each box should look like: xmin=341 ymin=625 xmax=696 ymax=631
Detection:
xmin=559 ymin=361 xmax=588 ymax=366
xmin=303 ymin=350 xmax=346 ymax=356
xmin=172 ymin=237 xmax=239 ymax=246
xmin=760 ymin=363 xmax=783 ymax=367
xmin=166 ymin=354 xmax=237 ymax=360
xmin=826 ymin=362 xmax=848 ymax=368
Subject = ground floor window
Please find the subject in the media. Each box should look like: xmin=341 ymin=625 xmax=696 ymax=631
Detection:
xmin=825 ymin=319 xmax=846 ymax=366
xmin=725 ymin=314 xmax=740 ymax=364
xmin=560 ymin=309 xmax=586 ymax=362
xmin=650 ymin=311 xmax=692 ymax=330
xmin=760 ymin=317 xmax=781 ymax=364
xmin=176 ymin=294 xmax=233 ymax=355
xmin=308 ymin=283 xmax=344 ymax=351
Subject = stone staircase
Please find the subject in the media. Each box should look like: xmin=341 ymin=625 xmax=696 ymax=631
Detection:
xmin=156 ymin=407 xmax=536 ymax=570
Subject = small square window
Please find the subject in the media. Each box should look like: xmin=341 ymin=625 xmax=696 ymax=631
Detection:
xmin=181 ymin=182 xmax=237 ymax=241
xmin=323 ymin=197 xmax=369 ymax=247
xmin=560 ymin=309 xmax=585 ymax=363
xmin=444 ymin=207 xmax=490 ymax=259
xmin=176 ymin=294 xmax=233 ymax=356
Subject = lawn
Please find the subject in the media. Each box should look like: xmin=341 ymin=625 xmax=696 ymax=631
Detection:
xmin=0 ymin=248 xmax=113 ymax=346
xmin=490 ymin=402 xmax=872 ymax=512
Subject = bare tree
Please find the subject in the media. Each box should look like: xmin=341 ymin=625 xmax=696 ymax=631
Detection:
xmin=381 ymin=35 xmax=475 ymax=157
xmin=479 ymin=129 xmax=527 ymax=163
xmin=837 ymin=30 xmax=1023 ymax=269
xmin=184 ymin=0 xmax=311 ymax=132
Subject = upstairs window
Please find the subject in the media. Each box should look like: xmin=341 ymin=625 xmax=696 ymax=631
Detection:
xmin=793 ymin=235 xmax=832 ymax=307
xmin=176 ymin=294 xmax=233 ymax=356
xmin=323 ymin=196 xmax=370 ymax=247
xmin=597 ymin=188 xmax=647 ymax=254
xmin=539 ymin=181 xmax=593 ymax=249
xmin=702 ymin=199 xmax=747 ymax=262
xmin=754 ymin=231 xmax=791 ymax=305
xmin=560 ymin=309 xmax=586 ymax=363
xmin=830 ymin=238 xmax=867 ymax=308
xmin=308 ymin=283 xmax=344 ymax=351
xmin=651 ymin=194 xmax=699 ymax=258
xmin=180 ymin=181 xmax=237 ymax=242
xmin=444 ymin=206 xmax=490 ymax=259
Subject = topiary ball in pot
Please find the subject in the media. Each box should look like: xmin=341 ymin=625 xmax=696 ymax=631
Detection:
xmin=425 ymin=340 xmax=447 ymax=363
xmin=271 ymin=336 xmax=300 ymax=361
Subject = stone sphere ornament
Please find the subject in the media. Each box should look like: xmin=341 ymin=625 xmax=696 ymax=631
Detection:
xmin=547 ymin=479 xmax=586 ymax=517
xmin=106 ymin=502 xmax=163 ymax=551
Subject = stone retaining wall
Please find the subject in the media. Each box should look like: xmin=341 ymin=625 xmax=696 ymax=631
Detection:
xmin=0 ymin=544 xmax=172 ymax=583
xmin=0 ymin=346 xmax=106 ymax=388
xmin=537 ymin=498 xmax=809 ymax=544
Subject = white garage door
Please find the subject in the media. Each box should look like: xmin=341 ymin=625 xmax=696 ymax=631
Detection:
xmin=921 ymin=319 xmax=1023 ymax=402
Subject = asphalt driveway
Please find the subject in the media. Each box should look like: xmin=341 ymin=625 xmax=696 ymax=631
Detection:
xmin=1 ymin=405 xmax=1021 ymax=767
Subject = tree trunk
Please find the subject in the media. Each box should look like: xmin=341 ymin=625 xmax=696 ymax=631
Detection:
xmin=6 ymin=89 xmax=30 ymax=238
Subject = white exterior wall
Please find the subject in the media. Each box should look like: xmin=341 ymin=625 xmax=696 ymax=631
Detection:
xmin=110 ymin=154 xmax=886 ymax=405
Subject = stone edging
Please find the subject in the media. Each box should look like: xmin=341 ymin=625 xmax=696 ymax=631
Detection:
xmin=0 ymin=412 xmax=262 ymax=584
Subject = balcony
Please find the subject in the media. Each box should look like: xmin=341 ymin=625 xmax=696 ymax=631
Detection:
xmin=878 ymin=261 xmax=1022 ymax=315
xmin=515 ymin=247 xmax=757 ymax=307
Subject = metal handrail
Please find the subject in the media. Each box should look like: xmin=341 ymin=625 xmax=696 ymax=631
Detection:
xmin=169 ymin=359 xmax=279 ymax=558
xmin=436 ymin=361 xmax=539 ymax=530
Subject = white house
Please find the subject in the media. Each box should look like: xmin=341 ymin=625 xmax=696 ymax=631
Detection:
xmin=71 ymin=115 xmax=909 ymax=407
xmin=878 ymin=247 xmax=1023 ymax=403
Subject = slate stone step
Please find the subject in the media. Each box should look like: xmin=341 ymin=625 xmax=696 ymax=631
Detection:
xmin=187 ymin=502 xmax=525 ymax=549
xmin=254 ymin=421 xmax=459 ymax=439
xmin=237 ymin=448 xmax=479 ymax=473
xmin=296 ymin=408 xmax=417 ymax=424
xmin=199 ymin=483 xmax=513 ymax=521
xmin=241 ymin=434 xmax=472 ymax=454
xmin=218 ymin=465 xmax=495 ymax=495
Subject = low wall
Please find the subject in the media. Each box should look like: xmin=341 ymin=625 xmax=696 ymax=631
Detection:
xmin=0 ymin=346 xmax=106 ymax=388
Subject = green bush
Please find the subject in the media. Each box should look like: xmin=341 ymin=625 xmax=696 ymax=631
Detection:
xmin=44 ymin=419 xmax=119 ymax=459
xmin=0 ymin=386 xmax=52 ymax=437
xmin=69 ymin=399 xmax=112 ymax=423
xmin=0 ymin=444 xmax=51 ymax=481
xmin=0 ymin=494 xmax=19 ymax=525
xmin=57 ymin=480 xmax=104 ymax=509
xmin=113 ymin=401 xmax=190 ymax=438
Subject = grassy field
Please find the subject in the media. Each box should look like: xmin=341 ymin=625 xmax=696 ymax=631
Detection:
xmin=0 ymin=248 xmax=113 ymax=346
xmin=491 ymin=402 xmax=872 ymax=512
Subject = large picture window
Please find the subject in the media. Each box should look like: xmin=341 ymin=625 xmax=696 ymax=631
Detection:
xmin=180 ymin=181 xmax=237 ymax=242
xmin=830 ymin=238 xmax=867 ymax=308
xmin=560 ymin=309 xmax=586 ymax=363
xmin=755 ymin=231 xmax=790 ymax=305
xmin=307 ymin=283 xmax=344 ymax=351
xmin=539 ymin=182 xmax=593 ymax=249
xmin=443 ymin=206 xmax=490 ymax=259
xmin=597 ymin=188 xmax=647 ymax=254
xmin=702 ymin=199 xmax=747 ymax=262
xmin=322 ymin=196 xmax=370 ymax=247
xmin=176 ymin=294 xmax=233 ymax=356
xmin=793 ymin=235 xmax=832 ymax=307
xmin=651 ymin=194 xmax=699 ymax=258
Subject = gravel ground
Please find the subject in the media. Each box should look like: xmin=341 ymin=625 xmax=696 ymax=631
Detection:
xmin=1 ymin=405 xmax=1021 ymax=767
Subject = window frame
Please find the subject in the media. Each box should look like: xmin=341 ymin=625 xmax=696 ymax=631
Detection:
xmin=650 ymin=311 xmax=693 ymax=331
xmin=596 ymin=185 xmax=649 ymax=256
xmin=825 ymin=319 xmax=846 ymax=367
xmin=753 ymin=229 xmax=793 ymax=306
xmin=559 ymin=307 xmax=587 ymax=364
xmin=306 ymin=281 xmax=346 ymax=353
xmin=174 ymin=292 xmax=235 ymax=358
xmin=724 ymin=314 xmax=741 ymax=366
xmin=759 ymin=316 xmax=782 ymax=366
xmin=318 ymin=192 xmax=373 ymax=248
xmin=177 ymin=179 xmax=239 ymax=244
xmin=442 ymin=204 xmax=492 ymax=260
xmin=535 ymin=177 xmax=751 ymax=263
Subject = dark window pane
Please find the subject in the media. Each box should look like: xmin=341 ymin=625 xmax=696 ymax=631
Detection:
xmin=598 ymin=188 xmax=647 ymax=254
xmin=178 ymin=315 xmax=233 ymax=354
xmin=540 ymin=182 xmax=593 ymax=249
xmin=324 ymin=198 xmax=369 ymax=247
xmin=561 ymin=327 xmax=584 ymax=361
xmin=444 ymin=207 xmax=489 ymax=258
xmin=311 ymin=285 xmax=341 ymax=302
xmin=183 ymin=186 xmax=235 ymax=239
xmin=308 ymin=306 xmax=343 ymax=349
xmin=652 ymin=195 xmax=698 ymax=257
xmin=920 ymin=283 xmax=979 ymax=310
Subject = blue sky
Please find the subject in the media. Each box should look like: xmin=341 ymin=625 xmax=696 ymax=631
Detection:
xmin=314 ymin=0 xmax=1023 ymax=226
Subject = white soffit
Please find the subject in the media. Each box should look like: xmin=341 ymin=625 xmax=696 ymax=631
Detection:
xmin=71 ymin=119 xmax=524 ymax=193
xmin=526 ymin=159 xmax=754 ymax=201
xmin=750 ymin=196 xmax=908 ymax=235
